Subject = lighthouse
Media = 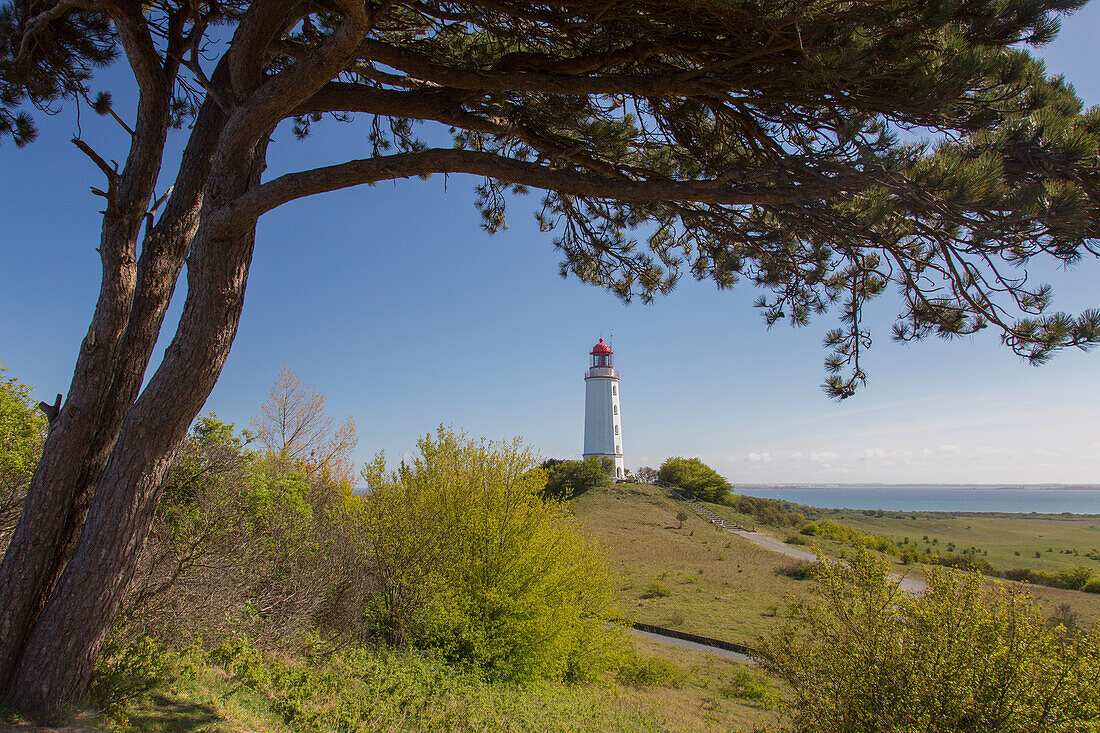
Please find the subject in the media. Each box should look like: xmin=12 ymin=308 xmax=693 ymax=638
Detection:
xmin=583 ymin=338 xmax=625 ymax=479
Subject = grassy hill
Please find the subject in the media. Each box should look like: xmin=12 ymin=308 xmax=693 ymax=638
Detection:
xmin=568 ymin=482 xmax=812 ymax=642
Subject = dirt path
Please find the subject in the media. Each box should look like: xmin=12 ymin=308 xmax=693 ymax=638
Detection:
xmin=670 ymin=490 xmax=927 ymax=593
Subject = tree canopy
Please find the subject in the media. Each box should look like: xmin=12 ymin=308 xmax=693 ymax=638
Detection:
xmin=4 ymin=0 xmax=1100 ymax=709
xmin=539 ymin=456 xmax=615 ymax=499
xmin=658 ymin=456 xmax=733 ymax=503
xmin=4 ymin=0 xmax=1100 ymax=393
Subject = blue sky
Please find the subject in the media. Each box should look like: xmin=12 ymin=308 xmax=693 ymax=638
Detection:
xmin=3 ymin=6 xmax=1100 ymax=485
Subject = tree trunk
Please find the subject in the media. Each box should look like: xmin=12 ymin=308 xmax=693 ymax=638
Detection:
xmin=0 ymin=89 xmax=226 ymax=693
xmin=0 ymin=148 xmax=161 ymax=691
xmin=5 ymin=135 xmax=269 ymax=709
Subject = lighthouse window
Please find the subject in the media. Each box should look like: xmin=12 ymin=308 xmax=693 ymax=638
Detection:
xmin=612 ymin=385 xmax=617 ymax=395
xmin=613 ymin=405 xmax=618 ymax=414
xmin=614 ymin=425 xmax=619 ymax=435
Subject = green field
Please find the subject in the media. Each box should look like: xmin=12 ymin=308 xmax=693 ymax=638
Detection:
xmin=700 ymin=497 xmax=1100 ymax=626
xmin=821 ymin=510 xmax=1100 ymax=573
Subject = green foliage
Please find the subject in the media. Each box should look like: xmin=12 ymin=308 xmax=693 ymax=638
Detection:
xmin=1057 ymin=565 xmax=1094 ymax=591
xmin=615 ymin=652 xmax=686 ymax=688
xmin=727 ymin=494 xmax=804 ymax=527
xmin=1082 ymin=578 xmax=1100 ymax=594
xmin=89 ymin=632 xmax=198 ymax=724
xmin=100 ymin=634 xmax=661 ymax=733
xmin=0 ymin=0 xmax=118 ymax=146
xmin=762 ymin=549 xmax=1100 ymax=733
xmin=718 ymin=668 xmax=781 ymax=710
xmin=658 ymin=457 xmax=732 ymax=504
xmin=800 ymin=519 xmax=900 ymax=555
xmin=640 ymin=580 xmax=672 ymax=599
xmin=0 ymin=360 xmax=45 ymax=483
xmin=0 ymin=360 xmax=45 ymax=550
xmin=127 ymin=413 xmax=362 ymax=647
xmin=360 ymin=427 xmax=625 ymax=683
xmin=1004 ymin=565 xmax=1095 ymax=591
xmin=539 ymin=456 xmax=614 ymax=499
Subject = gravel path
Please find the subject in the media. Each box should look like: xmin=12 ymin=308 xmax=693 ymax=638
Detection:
xmin=669 ymin=490 xmax=927 ymax=593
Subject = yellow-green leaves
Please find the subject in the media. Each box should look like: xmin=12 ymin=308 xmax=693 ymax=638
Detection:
xmin=360 ymin=427 xmax=625 ymax=684
xmin=762 ymin=548 xmax=1100 ymax=733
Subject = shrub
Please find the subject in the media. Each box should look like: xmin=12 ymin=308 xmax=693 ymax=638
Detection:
xmin=616 ymin=653 xmax=686 ymax=688
xmin=800 ymin=519 xmax=900 ymax=555
xmin=360 ymin=428 xmax=625 ymax=683
xmin=641 ymin=580 xmax=672 ymax=599
xmin=785 ymin=533 xmax=807 ymax=545
xmin=538 ymin=456 xmax=614 ymax=499
xmin=718 ymin=667 xmax=781 ymax=709
xmin=1057 ymin=566 xmax=1093 ymax=591
xmin=0 ymin=362 xmax=47 ymax=554
xmin=728 ymin=494 xmax=804 ymax=527
xmin=776 ymin=561 xmax=819 ymax=580
xmin=1082 ymin=578 xmax=1100 ymax=594
xmin=925 ymin=553 xmax=996 ymax=575
xmin=761 ymin=549 xmax=1100 ymax=733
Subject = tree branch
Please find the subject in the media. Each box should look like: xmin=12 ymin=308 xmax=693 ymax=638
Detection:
xmin=212 ymin=148 xmax=789 ymax=235
xmin=358 ymin=39 xmax=734 ymax=98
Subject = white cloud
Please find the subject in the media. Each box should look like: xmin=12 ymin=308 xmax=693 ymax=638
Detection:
xmin=746 ymin=451 xmax=772 ymax=462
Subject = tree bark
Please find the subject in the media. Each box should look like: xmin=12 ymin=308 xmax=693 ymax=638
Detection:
xmin=5 ymin=131 xmax=269 ymax=709
xmin=0 ymin=75 xmax=226 ymax=694
xmin=0 ymin=81 xmax=171 ymax=692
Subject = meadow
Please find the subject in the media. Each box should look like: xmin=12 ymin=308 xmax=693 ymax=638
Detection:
xmin=568 ymin=482 xmax=814 ymax=642
xmin=703 ymin=499 xmax=1100 ymax=625
xmin=822 ymin=510 xmax=1100 ymax=573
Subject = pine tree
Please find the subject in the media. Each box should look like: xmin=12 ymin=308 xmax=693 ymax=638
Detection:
xmin=2 ymin=0 xmax=1100 ymax=708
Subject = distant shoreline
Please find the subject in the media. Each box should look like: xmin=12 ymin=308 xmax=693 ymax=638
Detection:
xmin=735 ymin=485 xmax=1100 ymax=514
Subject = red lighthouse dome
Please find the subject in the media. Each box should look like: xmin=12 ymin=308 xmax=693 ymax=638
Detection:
xmin=590 ymin=338 xmax=612 ymax=355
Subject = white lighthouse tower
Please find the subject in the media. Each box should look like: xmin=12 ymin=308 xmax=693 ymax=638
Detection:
xmin=583 ymin=338 xmax=625 ymax=479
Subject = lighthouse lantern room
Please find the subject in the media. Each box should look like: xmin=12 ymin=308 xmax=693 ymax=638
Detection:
xmin=583 ymin=338 xmax=625 ymax=479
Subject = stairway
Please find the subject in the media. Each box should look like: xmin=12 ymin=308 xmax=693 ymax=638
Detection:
xmin=663 ymin=486 xmax=743 ymax=531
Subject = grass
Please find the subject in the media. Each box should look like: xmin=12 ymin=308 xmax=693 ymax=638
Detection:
xmin=623 ymin=635 xmax=784 ymax=733
xmin=568 ymin=482 xmax=813 ymax=642
xmin=702 ymin=499 xmax=1100 ymax=626
xmin=822 ymin=510 xmax=1100 ymax=573
xmin=0 ymin=636 xmax=782 ymax=733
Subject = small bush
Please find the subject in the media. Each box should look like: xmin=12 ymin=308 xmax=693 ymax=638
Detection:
xmin=776 ymin=561 xmax=819 ymax=580
xmin=925 ymin=553 xmax=995 ymax=575
xmin=1082 ymin=578 xmax=1100 ymax=594
xmin=785 ymin=533 xmax=807 ymax=545
xmin=616 ymin=654 xmax=686 ymax=688
xmin=718 ymin=667 xmax=781 ymax=709
xmin=641 ymin=580 xmax=672 ymax=599
xmin=89 ymin=633 xmax=196 ymax=720
xmin=1056 ymin=566 xmax=1092 ymax=591
xmin=727 ymin=494 xmax=804 ymax=527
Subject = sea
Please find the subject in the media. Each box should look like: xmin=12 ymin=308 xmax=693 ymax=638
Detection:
xmin=736 ymin=485 xmax=1100 ymax=514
